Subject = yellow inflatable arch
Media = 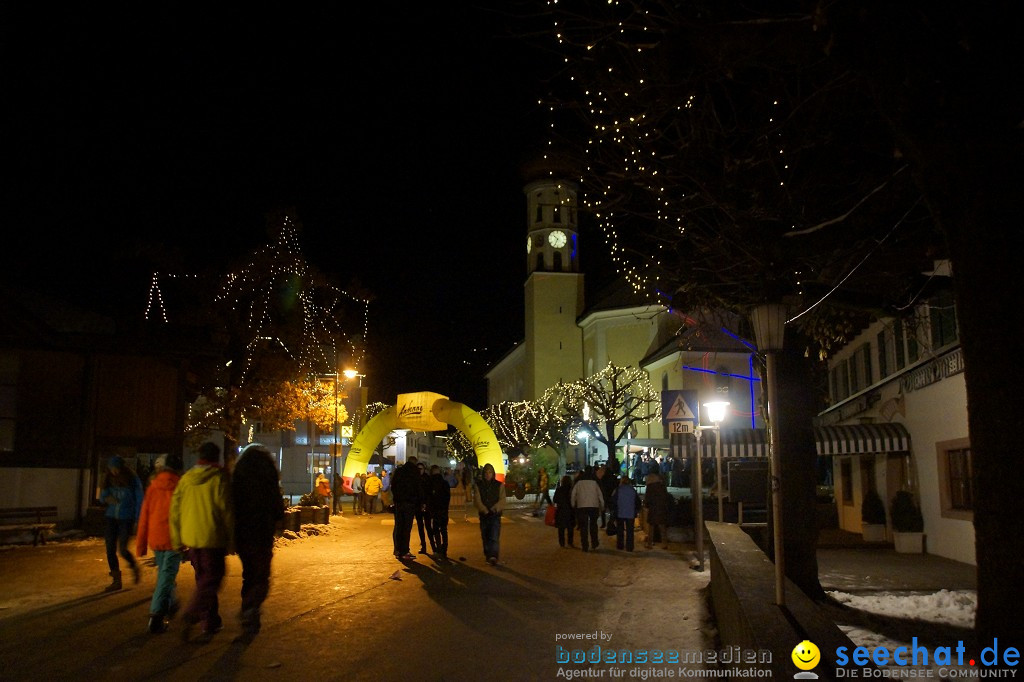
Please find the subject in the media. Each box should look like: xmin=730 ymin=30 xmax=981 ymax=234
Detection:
xmin=341 ymin=394 xmax=505 ymax=490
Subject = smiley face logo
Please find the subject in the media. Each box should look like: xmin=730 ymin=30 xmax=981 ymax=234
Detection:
xmin=792 ymin=640 xmax=821 ymax=671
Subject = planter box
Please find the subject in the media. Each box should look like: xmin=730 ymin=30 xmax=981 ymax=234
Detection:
xmin=297 ymin=506 xmax=329 ymax=525
xmin=861 ymin=523 xmax=887 ymax=542
xmin=893 ymin=531 xmax=924 ymax=553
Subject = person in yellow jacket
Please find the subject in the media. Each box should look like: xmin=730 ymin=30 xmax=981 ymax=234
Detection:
xmin=363 ymin=470 xmax=382 ymax=514
xmin=169 ymin=442 xmax=233 ymax=643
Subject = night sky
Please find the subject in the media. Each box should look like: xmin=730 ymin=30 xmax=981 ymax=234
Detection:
xmin=4 ymin=3 xmax=562 ymax=407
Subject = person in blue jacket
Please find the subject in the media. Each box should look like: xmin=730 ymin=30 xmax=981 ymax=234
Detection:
xmin=99 ymin=455 xmax=144 ymax=591
xmin=610 ymin=475 xmax=640 ymax=552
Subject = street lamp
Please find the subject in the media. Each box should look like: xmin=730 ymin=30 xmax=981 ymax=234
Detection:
xmin=577 ymin=428 xmax=593 ymax=471
xmin=750 ymin=302 xmax=787 ymax=606
xmin=704 ymin=400 xmax=730 ymax=523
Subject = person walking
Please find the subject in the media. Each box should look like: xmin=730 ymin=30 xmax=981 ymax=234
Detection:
xmin=426 ymin=464 xmax=450 ymax=558
xmin=610 ymin=475 xmax=640 ymax=552
xmin=315 ymin=470 xmax=331 ymax=508
xmin=332 ymin=472 xmax=344 ymax=516
xmin=170 ymin=442 xmax=233 ymax=642
xmin=552 ymin=475 xmax=576 ymax=548
xmin=570 ymin=467 xmax=604 ymax=552
xmin=99 ymin=455 xmax=144 ymax=591
xmin=363 ymin=469 xmax=382 ymax=514
xmin=351 ymin=472 xmax=364 ymax=515
xmin=535 ymin=467 xmax=553 ymax=508
xmin=390 ymin=457 xmax=423 ymax=561
xmin=380 ymin=468 xmax=392 ymax=510
xmin=232 ymin=443 xmax=285 ymax=639
xmin=473 ymin=462 xmax=505 ymax=565
xmin=596 ymin=465 xmax=616 ymax=528
xmin=414 ymin=461 xmax=432 ymax=553
xmin=136 ymin=453 xmax=183 ymax=633
xmin=643 ymin=472 xmax=672 ymax=549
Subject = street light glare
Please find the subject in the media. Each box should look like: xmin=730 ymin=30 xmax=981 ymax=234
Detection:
xmin=343 ymin=369 xmax=359 ymax=379
xmin=704 ymin=401 xmax=730 ymax=424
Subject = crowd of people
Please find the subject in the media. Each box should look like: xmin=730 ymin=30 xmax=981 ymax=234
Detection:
xmin=99 ymin=449 xmax=675 ymax=642
xmin=546 ymin=463 xmax=675 ymax=553
xmin=101 ymin=441 xmax=284 ymax=642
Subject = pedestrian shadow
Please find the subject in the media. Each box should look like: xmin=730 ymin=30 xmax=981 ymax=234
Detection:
xmin=396 ymin=554 xmax=583 ymax=638
xmin=0 ymin=590 xmax=150 ymax=632
xmin=192 ymin=635 xmax=254 ymax=681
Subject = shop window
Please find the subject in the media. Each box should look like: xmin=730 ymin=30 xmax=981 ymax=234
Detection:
xmin=849 ymin=343 xmax=872 ymax=393
xmin=877 ymin=329 xmax=890 ymax=379
xmin=937 ymin=438 xmax=973 ymax=521
xmin=929 ymin=290 xmax=959 ymax=349
xmin=906 ymin=319 xmax=920 ymax=364
xmin=894 ymin=323 xmax=907 ymax=370
xmin=830 ymin=360 xmax=850 ymax=403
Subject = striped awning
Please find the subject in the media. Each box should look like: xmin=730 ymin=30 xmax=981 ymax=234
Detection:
xmin=701 ymin=428 xmax=769 ymax=458
xmin=672 ymin=422 xmax=911 ymax=459
xmin=814 ymin=422 xmax=910 ymax=456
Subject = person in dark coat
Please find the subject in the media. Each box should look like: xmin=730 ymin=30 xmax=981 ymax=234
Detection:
xmin=232 ymin=443 xmax=285 ymax=637
xmin=552 ymin=475 xmax=576 ymax=548
xmin=643 ymin=473 xmax=672 ymax=549
xmin=596 ymin=465 xmax=617 ymax=528
xmin=610 ymin=475 xmax=640 ymax=552
xmin=426 ymin=465 xmax=450 ymax=558
xmin=390 ymin=457 xmax=424 ymax=561
xmin=414 ymin=461 xmax=433 ymax=554
xmin=473 ymin=462 xmax=505 ymax=564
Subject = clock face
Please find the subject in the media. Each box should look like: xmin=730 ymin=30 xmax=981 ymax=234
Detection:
xmin=527 ymin=235 xmax=532 ymax=254
xmin=548 ymin=230 xmax=567 ymax=248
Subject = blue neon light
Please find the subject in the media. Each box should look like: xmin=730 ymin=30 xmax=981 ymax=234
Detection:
xmin=748 ymin=353 xmax=756 ymax=429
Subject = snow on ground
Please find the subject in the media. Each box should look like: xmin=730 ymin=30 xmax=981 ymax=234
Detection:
xmin=829 ymin=589 xmax=977 ymax=630
xmin=828 ymin=589 xmax=979 ymax=677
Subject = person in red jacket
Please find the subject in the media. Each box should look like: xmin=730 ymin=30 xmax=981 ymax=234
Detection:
xmin=136 ymin=453 xmax=183 ymax=634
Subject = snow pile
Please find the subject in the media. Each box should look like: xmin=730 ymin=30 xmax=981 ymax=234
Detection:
xmin=828 ymin=589 xmax=976 ymax=629
xmin=828 ymin=589 xmax=978 ymax=677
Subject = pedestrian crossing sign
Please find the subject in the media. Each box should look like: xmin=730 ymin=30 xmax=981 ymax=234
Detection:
xmin=662 ymin=390 xmax=698 ymax=427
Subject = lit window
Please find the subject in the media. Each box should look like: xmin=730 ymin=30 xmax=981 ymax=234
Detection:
xmin=947 ymin=448 xmax=973 ymax=511
xmin=937 ymin=439 xmax=973 ymax=520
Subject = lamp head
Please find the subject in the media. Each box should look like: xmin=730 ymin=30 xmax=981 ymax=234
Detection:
xmin=704 ymin=401 xmax=730 ymax=425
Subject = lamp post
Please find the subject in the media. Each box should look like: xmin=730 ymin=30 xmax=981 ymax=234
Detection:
xmin=750 ymin=303 xmax=788 ymax=606
xmin=343 ymin=369 xmax=366 ymax=478
xmin=704 ymin=401 xmax=730 ymax=523
xmin=581 ymin=401 xmax=591 ymax=467
xmin=693 ymin=426 xmax=706 ymax=572
xmin=577 ymin=428 xmax=590 ymax=469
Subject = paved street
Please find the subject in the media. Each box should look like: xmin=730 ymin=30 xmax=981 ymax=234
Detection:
xmin=0 ymin=501 xmax=717 ymax=681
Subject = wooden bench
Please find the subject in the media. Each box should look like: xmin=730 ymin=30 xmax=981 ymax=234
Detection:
xmin=0 ymin=506 xmax=59 ymax=546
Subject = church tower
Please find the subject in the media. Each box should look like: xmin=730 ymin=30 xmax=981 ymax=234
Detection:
xmin=523 ymin=177 xmax=585 ymax=399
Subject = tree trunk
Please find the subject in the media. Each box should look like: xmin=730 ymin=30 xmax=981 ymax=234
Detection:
xmin=831 ymin=1 xmax=1024 ymax=645
xmin=907 ymin=137 xmax=1023 ymax=647
xmin=770 ymin=340 xmax=826 ymax=601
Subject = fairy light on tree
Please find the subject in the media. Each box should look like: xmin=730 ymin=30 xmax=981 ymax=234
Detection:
xmin=148 ymin=208 xmax=372 ymax=462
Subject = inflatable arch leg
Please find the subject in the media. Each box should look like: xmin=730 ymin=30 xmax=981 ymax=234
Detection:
xmin=341 ymin=399 xmax=505 ymax=489
xmin=431 ymin=399 xmax=505 ymax=483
